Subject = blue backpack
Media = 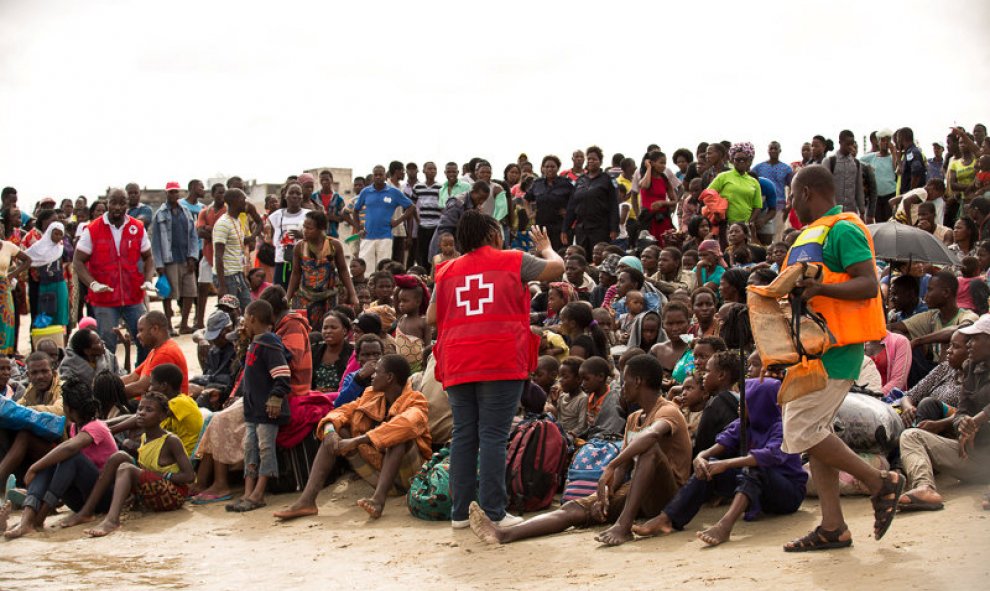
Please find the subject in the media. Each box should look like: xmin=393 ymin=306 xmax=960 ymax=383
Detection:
xmin=561 ymin=435 xmax=623 ymax=502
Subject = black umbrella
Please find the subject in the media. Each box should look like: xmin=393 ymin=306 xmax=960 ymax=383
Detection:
xmin=867 ymin=221 xmax=960 ymax=266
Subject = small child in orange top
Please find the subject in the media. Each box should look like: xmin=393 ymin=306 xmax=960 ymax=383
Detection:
xmin=579 ymin=357 xmax=612 ymax=429
xmin=699 ymin=188 xmax=728 ymax=237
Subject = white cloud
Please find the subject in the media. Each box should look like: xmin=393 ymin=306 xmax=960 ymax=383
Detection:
xmin=1 ymin=0 xmax=988 ymax=209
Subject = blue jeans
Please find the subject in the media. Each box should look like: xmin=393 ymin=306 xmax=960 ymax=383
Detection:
xmin=93 ymin=303 xmax=147 ymax=364
xmin=447 ymin=379 xmax=524 ymax=521
xmin=23 ymin=453 xmax=111 ymax=514
xmin=244 ymin=422 xmax=279 ymax=479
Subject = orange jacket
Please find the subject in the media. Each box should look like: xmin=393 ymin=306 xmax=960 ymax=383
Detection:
xmin=316 ymin=383 xmax=431 ymax=469
xmin=783 ymin=212 xmax=886 ymax=347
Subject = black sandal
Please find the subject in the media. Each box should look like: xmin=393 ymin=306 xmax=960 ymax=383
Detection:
xmin=871 ymin=470 xmax=905 ymax=540
xmin=783 ymin=526 xmax=852 ymax=552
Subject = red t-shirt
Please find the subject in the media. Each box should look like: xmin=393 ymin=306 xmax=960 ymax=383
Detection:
xmin=197 ymin=205 xmax=227 ymax=265
xmin=136 ymin=339 xmax=189 ymax=393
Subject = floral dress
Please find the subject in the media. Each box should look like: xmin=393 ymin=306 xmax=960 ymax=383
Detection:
xmin=290 ymin=237 xmax=338 ymax=329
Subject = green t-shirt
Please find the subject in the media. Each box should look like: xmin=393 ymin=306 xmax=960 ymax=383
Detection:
xmin=815 ymin=206 xmax=875 ymax=380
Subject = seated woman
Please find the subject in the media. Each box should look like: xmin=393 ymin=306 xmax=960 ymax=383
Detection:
xmin=898 ymin=329 xmax=968 ymax=433
xmin=274 ymin=354 xmax=430 ymax=521
xmin=59 ymin=328 xmax=121 ymax=386
xmin=557 ymin=302 xmax=611 ymax=361
xmin=311 ymin=311 xmax=354 ymax=395
xmin=633 ymin=368 xmax=806 ymax=546
xmin=4 ymin=378 xmax=117 ymax=538
xmin=866 ymin=331 xmax=912 ymax=396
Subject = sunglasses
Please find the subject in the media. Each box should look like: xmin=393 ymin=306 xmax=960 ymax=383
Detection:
xmin=733 ymin=157 xmax=750 ymax=163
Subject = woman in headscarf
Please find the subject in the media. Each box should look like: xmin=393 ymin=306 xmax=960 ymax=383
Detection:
xmin=25 ymin=220 xmax=71 ymax=327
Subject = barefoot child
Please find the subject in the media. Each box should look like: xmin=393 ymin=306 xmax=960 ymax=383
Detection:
xmin=632 ymin=377 xmax=806 ymax=546
xmin=4 ymin=379 xmax=117 ymax=539
xmin=225 ymin=299 xmax=292 ymax=512
xmin=393 ymin=275 xmax=430 ymax=373
xmin=83 ymin=392 xmax=195 ymax=537
xmin=469 ymin=354 xmax=691 ymax=547
xmin=274 ymin=354 xmax=430 ymax=521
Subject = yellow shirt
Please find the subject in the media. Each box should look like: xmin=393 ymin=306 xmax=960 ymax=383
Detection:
xmin=617 ymin=176 xmax=637 ymax=220
xmin=162 ymin=394 xmax=204 ymax=456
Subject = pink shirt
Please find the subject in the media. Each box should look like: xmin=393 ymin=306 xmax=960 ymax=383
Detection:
xmin=70 ymin=420 xmax=116 ymax=470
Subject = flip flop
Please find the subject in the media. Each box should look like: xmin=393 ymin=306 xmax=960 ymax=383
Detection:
xmin=898 ymin=493 xmax=944 ymax=512
xmin=225 ymin=498 xmax=267 ymax=513
xmin=191 ymin=493 xmax=233 ymax=505
xmin=3 ymin=474 xmax=15 ymax=504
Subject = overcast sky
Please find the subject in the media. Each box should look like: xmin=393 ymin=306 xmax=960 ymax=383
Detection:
xmin=2 ymin=0 xmax=988 ymax=209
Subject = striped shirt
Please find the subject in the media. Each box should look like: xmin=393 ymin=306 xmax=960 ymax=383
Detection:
xmin=413 ymin=182 xmax=443 ymax=229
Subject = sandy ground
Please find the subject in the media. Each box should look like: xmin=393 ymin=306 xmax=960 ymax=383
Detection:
xmin=3 ymin=298 xmax=990 ymax=590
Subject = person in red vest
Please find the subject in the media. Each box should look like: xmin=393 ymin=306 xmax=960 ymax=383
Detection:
xmin=73 ymin=188 xmax=155 ymax=361
xmin=428 ymin=210 xmax=564 ymax=528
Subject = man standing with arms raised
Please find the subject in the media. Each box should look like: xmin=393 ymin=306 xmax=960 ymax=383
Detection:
xmin=780 ymin=165 xmax=904 ymax=552
xmin=73 ymin=188 xmax=155 ymax=360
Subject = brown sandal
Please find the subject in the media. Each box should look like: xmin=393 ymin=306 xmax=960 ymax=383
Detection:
xmin=871 ymin=470 xmax=905 ymax=540
xmin=784 ymin=526 xmax=852 ymax=552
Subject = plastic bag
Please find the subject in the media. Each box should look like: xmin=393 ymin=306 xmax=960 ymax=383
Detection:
xmin=32 ymin=312 xmax=52 ymax=329
xmin=156 ymin=275 xmax=172 ymax=299
xmin=0 ymin=397 xmax=67 ymax=441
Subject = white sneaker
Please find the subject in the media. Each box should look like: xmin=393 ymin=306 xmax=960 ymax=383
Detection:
xmin=497 ymin=513 xmax=523 ymax=527
xmin=451 ymin=519 xmax=470 ymax=529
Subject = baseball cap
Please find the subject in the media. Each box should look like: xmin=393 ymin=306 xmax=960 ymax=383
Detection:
xmin=958 ymin=314 xmax=990 ymax=336
xmin=165 ymin=181 xmax=181 ymax=192
xmin=877 ymin=128 xmax=893 ymax=139
xmin=599 ymin=254 xmax=621 ymax=276
xmin=203 ymin=310 xmax=233 ymax=340
xmin=217 ymin=294 xmax=241 ymax=312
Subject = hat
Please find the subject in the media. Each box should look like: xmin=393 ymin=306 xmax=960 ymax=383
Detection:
xmin=38 ymin=197 xmax=56 ymax=206
xmin=877 ymin=128 xmax=893 ymax=139
xmin=217 ymin=294 xmax=241 ymax=311
xmin=932 ymin=141 xmax=944 ymax=148
xmin=165 ymin=181 xmax=181 ymax=192
xmin=78 ymin=316 xmax=97 ymax=331
xmin=958 ymin=314 xmax=990 ymax=336
xmin=203 ymin=310 xmax=233 ymax=340
xmin=699 ymin=239 xmax=722 ymax=256
xmin=297 ymin=173 xmax=316 ymax=185
xmin=618 ymin=255 xmax=644 ymax=273
xmin=599 ymin=253 xmax=621 ymax=276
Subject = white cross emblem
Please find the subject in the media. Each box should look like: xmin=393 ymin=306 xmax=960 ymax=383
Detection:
xmin=455 ymin=274 xmax=494 ymax=316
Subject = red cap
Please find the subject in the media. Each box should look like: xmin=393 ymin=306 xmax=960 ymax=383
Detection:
xmin=165 ymin=181 xmax=181 ymax=192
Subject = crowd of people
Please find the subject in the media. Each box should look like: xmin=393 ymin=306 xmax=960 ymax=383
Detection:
xmin=1 ymin=122 xmax=990 ymax=553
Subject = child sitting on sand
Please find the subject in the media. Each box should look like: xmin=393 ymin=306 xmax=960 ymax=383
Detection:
xmin=274 ymin=354 xmax=430 ymax=521
xmin=580 ymin=357 xmax=612 ymax=430
xmin=468 ymin=354 xmax=691 ymax=547
xmin=4 ymin=378 xmax=117 ymax=539
xmin=83 ymin=392 xmax=196 ymax=537
xmin=631 ymin=376 xmax=807 ymax=547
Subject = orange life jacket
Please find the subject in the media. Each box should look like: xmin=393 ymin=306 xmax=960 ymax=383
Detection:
xmin=782 ymin=212 xmax=886 ymax=347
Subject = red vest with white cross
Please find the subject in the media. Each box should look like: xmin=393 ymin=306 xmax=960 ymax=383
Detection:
xmin=433 ymin=245 xmax=540 ymax=388
xmin=85 ymin=215 xmax=146 ymax=308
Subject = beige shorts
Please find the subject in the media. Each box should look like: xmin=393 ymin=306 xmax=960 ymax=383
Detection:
xmin=781 ymin=379 xmax=852 ymax=454
xmin=164 ymin=261 xmax=197 ymax=299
